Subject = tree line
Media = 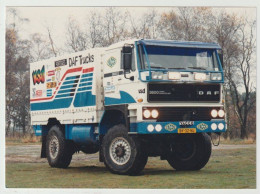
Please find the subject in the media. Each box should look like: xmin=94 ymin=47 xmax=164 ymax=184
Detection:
xmin=5 ymin=7 xmax=256 ymax=139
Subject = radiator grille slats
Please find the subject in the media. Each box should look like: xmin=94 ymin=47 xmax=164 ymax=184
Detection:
xmin=148 ymin=83 xmax=220 ymax=102
xmin=155 ymin=107 xmax=220 ymax=122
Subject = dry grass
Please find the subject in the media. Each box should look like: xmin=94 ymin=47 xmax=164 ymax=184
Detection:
xmin=6 ymin=134 xmax=41 ymax=145
xmin=220 ymin=137 xmax=256 ymax=145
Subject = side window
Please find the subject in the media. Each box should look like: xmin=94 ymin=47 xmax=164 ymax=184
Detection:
xmin=121 ymin=48 xmax=136 ymax=72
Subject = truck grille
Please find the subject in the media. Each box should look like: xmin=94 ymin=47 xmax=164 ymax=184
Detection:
xmin=154 ymin=107 xmax=221 ymax=122
xmin=148 ymin=83 xmax=220 ymax=102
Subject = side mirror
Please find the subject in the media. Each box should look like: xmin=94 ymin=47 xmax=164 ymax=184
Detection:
xmin=122 ymin=46 xmax=132 ymax=72
xmin=218 ymin=50 xmax=224 ymax=69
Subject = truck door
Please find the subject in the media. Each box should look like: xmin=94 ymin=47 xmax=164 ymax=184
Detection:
xmin=103 ymin=47 xmax=137 ymax=106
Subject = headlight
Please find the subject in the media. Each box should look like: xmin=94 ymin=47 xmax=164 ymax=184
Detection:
xmin=151 ymin=109 xmax=159 ymax=118
xmin=143 ymin=110 xmax=151 ymax=118
xmin=168 ymin=72 xmax=181 ymax=80
xmin=211 ymin=73 xmax=222 ymax=81
xmin=211 ymin=109 xmax=218 ymax=118
xmin=152 ymin=72 xmax=163 ymax=79
xmin=218 ymin=110 xmax=225 ymax=117
xmin=194 ymin=73 xmax=206 ymax=81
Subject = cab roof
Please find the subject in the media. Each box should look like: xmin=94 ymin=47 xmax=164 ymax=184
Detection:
xmin=139 ymin=39 xmax=221 ymax=49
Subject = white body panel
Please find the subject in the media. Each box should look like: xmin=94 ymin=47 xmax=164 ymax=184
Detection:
xmin=30 ymin=48 xmax=104 ymax=125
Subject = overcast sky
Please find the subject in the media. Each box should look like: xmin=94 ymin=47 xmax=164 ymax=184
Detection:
xmin=6 ymin=7 xmax=256 ymax=49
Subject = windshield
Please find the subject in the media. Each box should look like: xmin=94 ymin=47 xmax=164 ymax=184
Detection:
xmin=139 ymin=45 xmax=220 ymax=71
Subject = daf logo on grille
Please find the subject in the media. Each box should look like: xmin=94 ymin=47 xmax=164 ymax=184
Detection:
xmin=198 ymin=91 xmax=219 ymax=95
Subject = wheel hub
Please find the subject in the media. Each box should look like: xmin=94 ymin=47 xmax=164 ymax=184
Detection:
xmin=49 ymin=136 xmax=59 ymax=159
xmin=109 ymin=137 xmax=131 ymax=165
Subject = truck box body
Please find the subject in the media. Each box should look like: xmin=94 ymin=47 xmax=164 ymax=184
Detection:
xmin=30 ymin=49 xmax=103 ymax=127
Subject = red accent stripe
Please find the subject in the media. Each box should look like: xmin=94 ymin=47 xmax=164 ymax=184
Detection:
xmin=83 ymin=67 xmax=94 ymax=73
xmin=30 ymin=67 xmax=82 ymax=102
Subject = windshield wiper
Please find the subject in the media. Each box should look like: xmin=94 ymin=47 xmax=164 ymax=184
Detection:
xmin=168 ymin=67 xmax=186 ymax=70
xmin=150 ymin=66 xmax=166 ymax=69
xmin=187 ymin=66 xmax=206 ymax=70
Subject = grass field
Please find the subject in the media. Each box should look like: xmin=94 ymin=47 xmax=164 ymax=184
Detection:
xmin=6 ymin=146 xmax=256 ymax=189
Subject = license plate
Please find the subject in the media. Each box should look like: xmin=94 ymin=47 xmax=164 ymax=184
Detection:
xmin=178 ymin=128 xmax=196 ymax=133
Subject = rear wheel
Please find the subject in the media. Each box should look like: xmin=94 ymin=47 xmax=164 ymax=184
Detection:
xmin=46 ymin=125 xmax=72 ymax=168
xmin=167 ymin=133 xmax=211 ymax=171
xmin=102 ymin=124 xmax=148 ymax=175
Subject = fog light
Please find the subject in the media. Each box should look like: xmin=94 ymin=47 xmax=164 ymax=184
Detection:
xmin=218 ymin=110 xmax=225 ymax=117
xmin=211 ymin=109 xmax=218 ymax=118
xmin=147 ymin=124 xmax=154 ymax=132
xmin=168 ymin=72 xmax=181 ymax=80
xmin=151 ymin=109 xmax=159 ymax=118
xmin=194 ymin=73 xmax=206 ymax=81
xmin=211 ymin=123 xmax=217 ymax=130
xmin=155 ymin=124 xmax=162 ymax=132
xmin=143 ymin=110 xmax=151 ymax=118
xmin=218 ymin=123 xmax=224 ymax=130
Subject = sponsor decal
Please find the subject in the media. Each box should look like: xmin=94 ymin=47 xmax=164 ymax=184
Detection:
xmin=197 ymin=123 xmax=208 ymax=131
xmin=32 ymin=88 xmax=36 ymax=98
xmin=36 ymin=90 xmax=42 ymax=97
xmin=55 ymin=59 xmax=67 ymax=67
xmin=48 ymin=70 xmax=55 ymax=76
xmin=52 ymin=76 xmax=55 ymax=81
xmin=138 ymin=89 xmax=145 ymax=94
xmin=179 ymin=121 xmax=194 ymax=126
xmin=165 ymin=123 xmax=177 ymax=131
xmin=69 ymin=54 xmax=94 ymax=67
xmin=47 ymin=82 xmax=57 ymax=89
xmin=32 ymin=66 xmax=45 ymax=85
xmin=46 ymin=79 xmax=51 ymax=82
xmin=104 ymin=85 xmax=115 ymax=93
xmin=47 ymin=89 xmax=52 ymax=97
xmin=55 ymin=67 xmax=61 ymax=82
xmin=107 ymin=57 xmax=117 ymax=68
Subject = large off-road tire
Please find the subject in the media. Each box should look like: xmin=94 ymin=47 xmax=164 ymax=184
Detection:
xmin=102 ymin=124 xmax=148 ymax=175
xmin=167 ymin=133 xmax=211 ymax=171
xmin=46 ymin=125 xmax=72 ymax=168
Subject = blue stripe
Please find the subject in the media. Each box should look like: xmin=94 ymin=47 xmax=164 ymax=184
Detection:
xmin=77 ymin=86 xmax=92 ymax=92
xmin=58 ymin=89 xmax=75 ymax=94
xmin=81 ymin=73 xmax=93 ymax=78
xmin=55 ymin=93 xmax=73 ymax=98
xmin=73 ymin=92 xmax=96 ymax=107
xmin=60 ymin=84 xmax=76 ymax=89
xmin=80 ymin=77 xmax=93 ymax=83
xmin=65 ymin=76 xmax=79 ymax=80
xmin=79 ymin=82 xmax=92 ymax=87
xmin=105 ymin=91 xmax=136 ymax=105
xmin=31 ymin=97 xmax=73 ymax=111
xmin=63 ymin=80 xmax=78 ymax=85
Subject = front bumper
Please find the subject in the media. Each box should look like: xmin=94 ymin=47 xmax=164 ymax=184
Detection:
xmin=130 ymin=120 xmax=226 ymax=134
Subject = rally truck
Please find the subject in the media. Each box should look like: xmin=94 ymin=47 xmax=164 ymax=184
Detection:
xmin=30 ymin=39 xmax=226 ymax=175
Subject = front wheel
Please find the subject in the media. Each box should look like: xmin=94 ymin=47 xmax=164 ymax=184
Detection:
xmin=167 ymin=133 xmax=212 ymax=171
xmin=102 ymin=124 xmax=148 ymax=175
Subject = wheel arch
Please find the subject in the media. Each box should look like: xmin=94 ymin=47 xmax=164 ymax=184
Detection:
xmin=99 ymin=104 xmax=129 ymax=136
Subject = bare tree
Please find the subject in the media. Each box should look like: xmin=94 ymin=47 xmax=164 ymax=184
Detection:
xmin=227 ymin=19 xmax=256 ymax=139
xmin=65 ymin=17 xmax=88 ymax=52
xmin=128 ymin=9 xmax=159 ymax=39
